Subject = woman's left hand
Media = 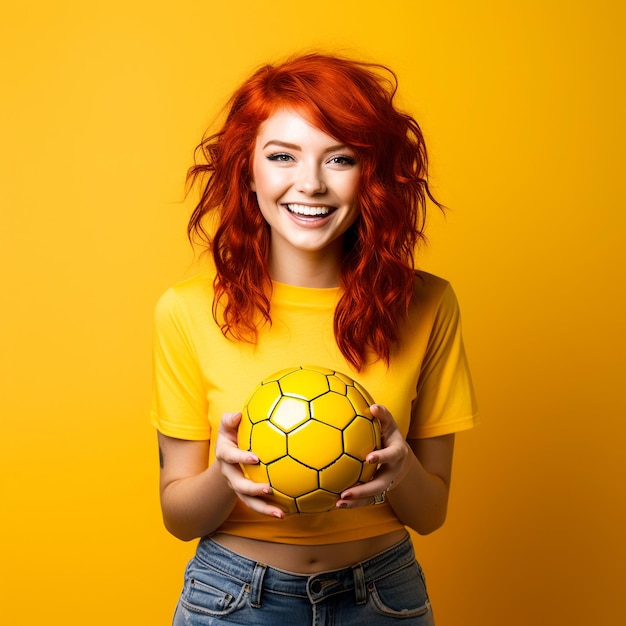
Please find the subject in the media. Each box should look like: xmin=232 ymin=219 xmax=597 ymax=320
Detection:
xmin=335 ymin=404 xmax=411 ymax=509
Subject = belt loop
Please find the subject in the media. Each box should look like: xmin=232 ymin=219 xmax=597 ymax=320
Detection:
xmin=352 ymin=563 xmax=367 ymax=605
xmin=250 ymin=562 xmax=267 ymax=608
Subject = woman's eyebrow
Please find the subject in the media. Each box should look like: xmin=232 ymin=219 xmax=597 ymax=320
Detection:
xmin=263 ymin=140 xmax=300 ymax=150
xmin=262 ymin=140 xmax=350 ymax=153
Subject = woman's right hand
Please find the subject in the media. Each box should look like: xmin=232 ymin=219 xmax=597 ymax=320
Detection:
xmin=215 ymin=412 xmax=286 ymax=519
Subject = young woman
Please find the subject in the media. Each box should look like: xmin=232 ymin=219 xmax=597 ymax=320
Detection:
xmin=152 ymin=53 xmax=479 ymax=625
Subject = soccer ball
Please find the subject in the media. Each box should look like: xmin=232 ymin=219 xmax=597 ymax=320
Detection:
xmin=238 ymin=365 xmax=382 ymax=515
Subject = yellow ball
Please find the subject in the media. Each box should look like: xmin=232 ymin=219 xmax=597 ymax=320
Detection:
xmin=238 ymin=365 xmax=382 ymax=515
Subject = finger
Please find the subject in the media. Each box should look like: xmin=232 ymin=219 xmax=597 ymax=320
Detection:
xmin=218 ymin=442 xmax=259 ymax=465
xmin=221 ymin=461 xmax=269 ymax=497
xmin=336 ymin=475 xmax=396 ymax=509
xmin=365 ymin=438 xmax=407 ymax=465
xmin=369 ymin=403 xmax=400 ymax=444
xmin=339 ymin=475 xmax=394 ymax=503
xmin=370 ymin=403 xmax=393 ymax=427
xmin=219 ymin=411 xmax=243 ymax=435
xmin=238 ymin=494 xmax=286 ymax=519
xmin=220 ymin=462 xmax=286 ymax=519
xmin=335 ymin=492 xmax=382 ymax=509
xmin=216 ymin=412 xmax=260 ymax=464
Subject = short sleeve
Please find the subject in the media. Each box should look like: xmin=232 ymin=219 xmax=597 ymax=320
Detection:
xmin=150 ymin=288 xmax=211 ymax=440
xmin=408 ymin=284 xmax=479 ymax=438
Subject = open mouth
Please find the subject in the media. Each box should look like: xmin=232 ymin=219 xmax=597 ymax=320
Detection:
xmin=285 ymin=203 xmax=334 ymax=217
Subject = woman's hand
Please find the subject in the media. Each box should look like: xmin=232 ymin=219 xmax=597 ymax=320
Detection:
xmin=214 ymin=412 xmax=285 ymax=519
xmin=335 ymin=404 xmax=411 ymax=509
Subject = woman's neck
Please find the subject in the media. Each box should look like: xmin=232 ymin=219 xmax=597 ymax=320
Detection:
xmin=267 ymin=247 xmax=342 ymax=289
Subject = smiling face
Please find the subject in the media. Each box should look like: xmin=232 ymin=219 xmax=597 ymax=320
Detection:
xmin=250 ymin=109 xmax=361 ymax=285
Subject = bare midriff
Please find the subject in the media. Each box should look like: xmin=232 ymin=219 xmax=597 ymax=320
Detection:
xmin=211 ymin=528 xmax=409 ymax=574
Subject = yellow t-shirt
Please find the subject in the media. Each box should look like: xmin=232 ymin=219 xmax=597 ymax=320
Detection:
xmin=151 ymin=270 xmax=479 ymax=544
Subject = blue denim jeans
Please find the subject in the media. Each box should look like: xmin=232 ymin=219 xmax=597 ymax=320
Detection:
xmin=172 ymin=534 xmax=435 ymax=625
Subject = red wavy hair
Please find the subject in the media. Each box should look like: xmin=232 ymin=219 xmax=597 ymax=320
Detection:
xmin=187 ymin=53 xmax=441 ymax=370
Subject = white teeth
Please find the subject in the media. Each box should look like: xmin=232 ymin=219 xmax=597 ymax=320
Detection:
xmin=286 ymin=204 xmax=331 ymax=216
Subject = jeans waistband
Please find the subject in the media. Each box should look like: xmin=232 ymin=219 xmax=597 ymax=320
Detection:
xmin=195 ymin=533 xmax=415 ymax=605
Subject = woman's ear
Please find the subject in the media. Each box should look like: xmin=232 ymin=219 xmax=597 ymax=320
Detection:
xmin=250 ymin=178 xmax=256 ymax=192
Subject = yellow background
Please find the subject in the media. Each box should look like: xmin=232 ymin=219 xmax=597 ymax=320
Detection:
xmin=1 ymin=1 xmax=624 ymax=624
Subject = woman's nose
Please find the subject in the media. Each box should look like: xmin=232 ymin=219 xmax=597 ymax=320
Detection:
xmin=295 ymin=164 xmax=326 ymax=195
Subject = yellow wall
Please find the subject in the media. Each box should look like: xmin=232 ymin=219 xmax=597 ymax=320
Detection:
xmin=1 ymin=1 xmax=624 ymax=624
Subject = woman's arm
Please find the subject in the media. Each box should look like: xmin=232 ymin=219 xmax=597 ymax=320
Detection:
xmin=158 ymin=432 xmax=236 ymax=541
xmin=385 ymin=434 xmax=454 ymax=535
xmin=158 ymin=412 xmax=285 ymax=542
xmin=337 ymin=404 xmax=455 ymax=535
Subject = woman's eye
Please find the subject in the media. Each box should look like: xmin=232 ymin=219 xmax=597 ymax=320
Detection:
xmin=329 ymin=155 xmax=357 ymax=166
xmin=267 ymin=153 xmax=293 ymax=163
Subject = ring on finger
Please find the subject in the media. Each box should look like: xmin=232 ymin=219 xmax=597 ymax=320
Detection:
xmin=373 ymin=491 xmax=386 ymax=505
xmin=372 ymin=480 xmax=396 ymax=505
